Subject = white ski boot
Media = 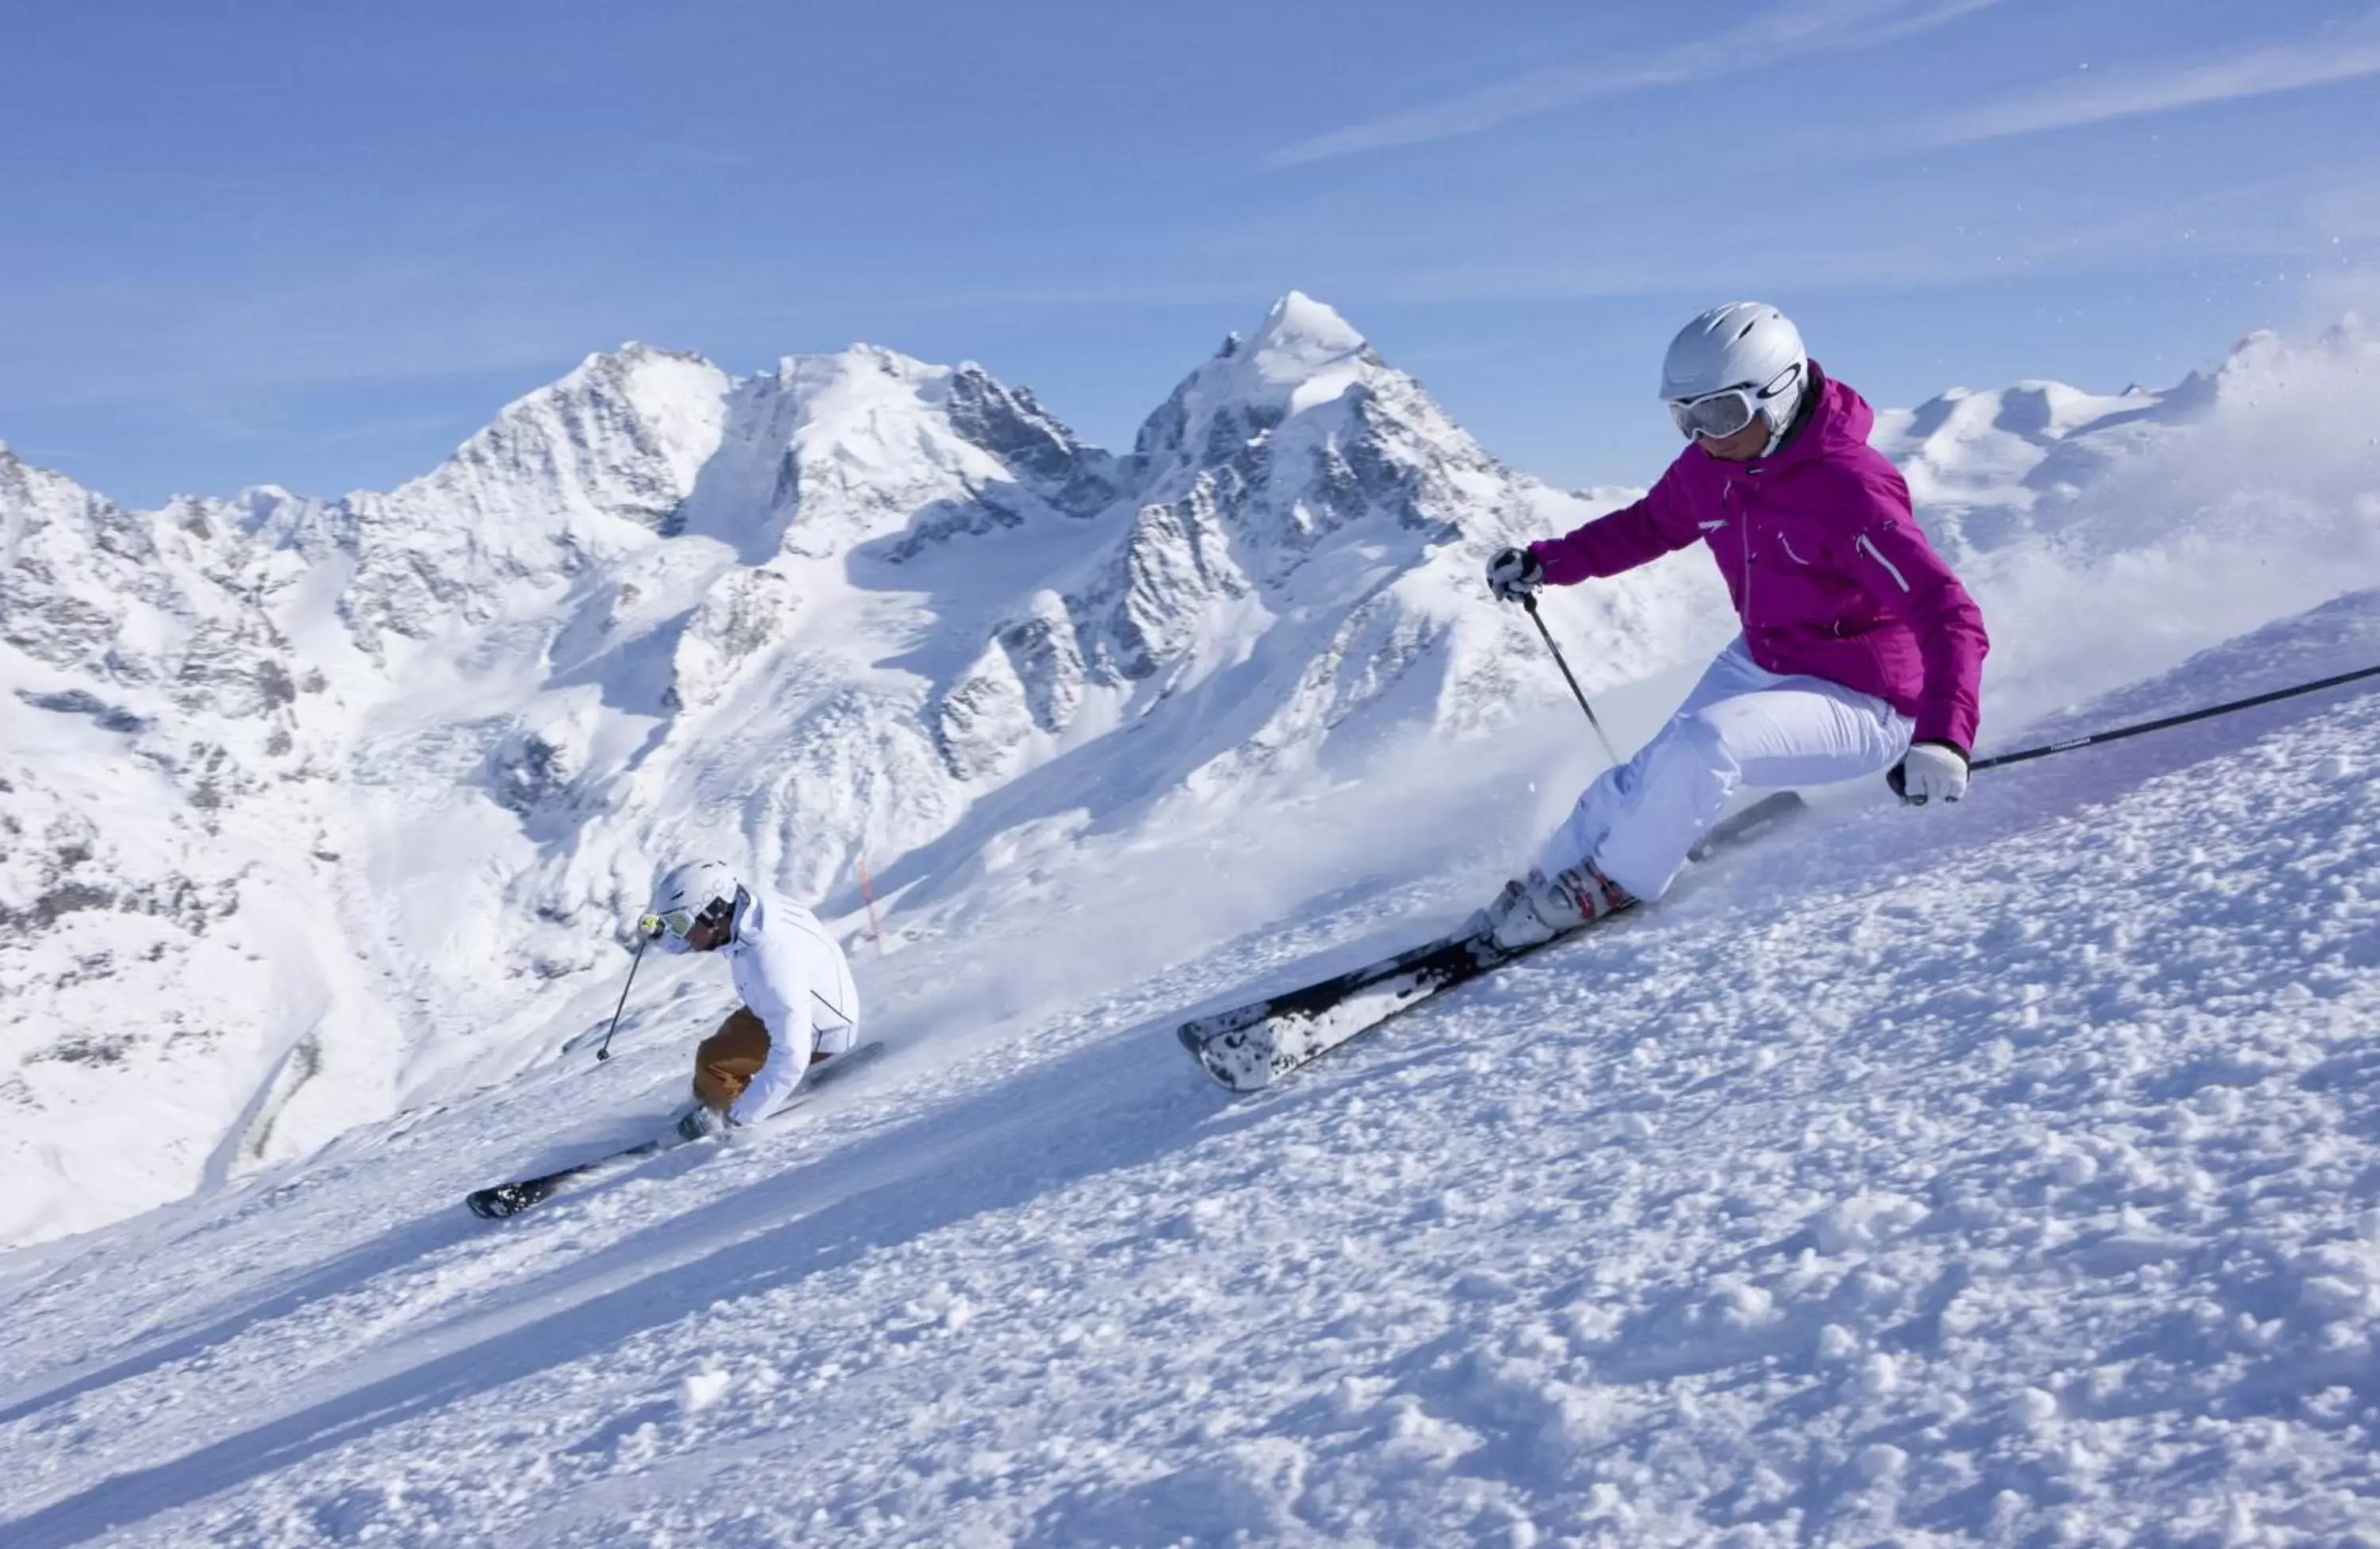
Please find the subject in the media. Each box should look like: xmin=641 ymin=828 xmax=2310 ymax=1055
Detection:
xmin=1474 ymin=861 xmax=1635 ymax=951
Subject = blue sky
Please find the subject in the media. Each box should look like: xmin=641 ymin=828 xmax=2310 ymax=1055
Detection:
xmin=6 ymin=1 xmax=2377 ymax=507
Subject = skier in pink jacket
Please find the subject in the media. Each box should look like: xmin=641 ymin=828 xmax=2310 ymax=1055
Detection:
xmin=1476 ymin=302 xmax=1989 ymax=949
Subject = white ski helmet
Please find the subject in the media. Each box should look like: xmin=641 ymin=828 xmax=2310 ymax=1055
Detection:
xmin=645 ymin=858 xmax=744 ymax=950
xmin=1660 ymin=302 xmax=1809 ymax=452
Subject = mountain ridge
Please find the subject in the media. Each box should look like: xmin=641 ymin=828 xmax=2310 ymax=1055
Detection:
xmin=3 ymin=302 xmax=2374 ymax=1247
xmin=0 ymin=294 xmax=1711 ymax=1245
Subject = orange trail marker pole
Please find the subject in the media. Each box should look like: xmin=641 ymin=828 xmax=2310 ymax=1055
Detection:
xmin=857 ymin=854 xmax=884 ymax=952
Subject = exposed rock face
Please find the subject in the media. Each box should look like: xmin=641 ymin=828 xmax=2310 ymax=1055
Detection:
xmin=926 ymin=292 xmax=1672 ymax=788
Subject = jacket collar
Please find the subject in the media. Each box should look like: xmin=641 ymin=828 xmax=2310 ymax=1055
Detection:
xmin=1741 ymin=361 xmax=1875 ymax=475
xmin=723 ymin=886 xmax=755 ymax=949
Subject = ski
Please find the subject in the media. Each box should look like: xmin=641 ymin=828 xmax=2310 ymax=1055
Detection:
xmin=466 ymin=1040 xmax=887 ymax=1218
xmin=464 ymin=1140 xmax=663 ymax=1220
xmin=1177 ymin=791 xmax=1806 ymax=1092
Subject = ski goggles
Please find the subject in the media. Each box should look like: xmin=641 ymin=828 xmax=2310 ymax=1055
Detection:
xmin=639 ymin=909 xmax=697 ymax=941
xmin=1668 ymin=362 xmax=1802 ymax=441
xmin=639 ymin=899 xmax=731 ymax=942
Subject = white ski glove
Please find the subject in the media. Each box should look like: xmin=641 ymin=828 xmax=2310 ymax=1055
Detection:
xmin=1890 ymin=741 xmax=1970 ymax=806
xmin=1487 ymin=546 xmax=1545 ymax=603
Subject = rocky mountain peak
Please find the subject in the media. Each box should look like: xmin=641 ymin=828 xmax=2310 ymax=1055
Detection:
xmin=939 ymin=363 xmax=1117 ymax=515
xmin=1146 ymin=293 xmax=1378 ymax=458
xmin=1239 ymin=290 xmax=1372 ymax=406
xmin=927 ymin=294 xmax=1562 ymax=790
xmin=658 ymin=344 xmax=1116 ymax=564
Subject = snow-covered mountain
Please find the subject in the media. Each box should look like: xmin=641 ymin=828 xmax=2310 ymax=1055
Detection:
xmin=7 ymin=302 xmax=2380 ymax=1251
xmin=0 ymin=294 xmax=1732 ymax=1247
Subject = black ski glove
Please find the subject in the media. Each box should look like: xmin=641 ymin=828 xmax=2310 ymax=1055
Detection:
xmin=1487 ymin=546 xmax=1545 ymax=603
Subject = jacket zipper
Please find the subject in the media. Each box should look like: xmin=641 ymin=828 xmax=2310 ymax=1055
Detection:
xmin=1732 ymin=480 xmax=1752 ymax=625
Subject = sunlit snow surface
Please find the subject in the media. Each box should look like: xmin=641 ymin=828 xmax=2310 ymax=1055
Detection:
xmin=4 ymin=304 xmax=2380 ymax=1543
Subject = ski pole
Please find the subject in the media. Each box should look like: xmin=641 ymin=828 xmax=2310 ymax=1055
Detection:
xmin=1522 ymin=594 xmax=1624 ymax=767
xmin=1972 ymin=660 xmax=2380 ymax=774
xmin=593 ymin=932 xmax=649 ymax=1063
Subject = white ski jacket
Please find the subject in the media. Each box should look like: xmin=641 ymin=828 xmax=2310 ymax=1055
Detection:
xmin=719 ymin=891 xmax=860 ymax=1125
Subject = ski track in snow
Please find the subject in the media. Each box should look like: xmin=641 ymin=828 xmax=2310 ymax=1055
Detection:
xmin=3 ymin=614 xmax=2378 ymax=1545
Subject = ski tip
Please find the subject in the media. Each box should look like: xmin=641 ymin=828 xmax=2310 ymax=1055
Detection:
xmin=1175 ymin=1020 xmax=1271 ymax=1094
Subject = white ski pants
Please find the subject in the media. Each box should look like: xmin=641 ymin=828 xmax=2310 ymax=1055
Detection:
xmin=1536 ymin=638 xmax=1914 ymax=901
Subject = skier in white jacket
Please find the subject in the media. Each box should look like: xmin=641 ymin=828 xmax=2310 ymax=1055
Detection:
xmin=640 ymin=859 xmax=861 ymax=1140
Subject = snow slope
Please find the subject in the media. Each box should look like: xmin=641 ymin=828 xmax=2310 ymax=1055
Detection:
xmin=1 ymin=590 xmax=2376 ymax=1546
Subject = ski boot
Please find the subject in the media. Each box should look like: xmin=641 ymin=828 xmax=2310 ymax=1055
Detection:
xmin=1474 ymin=860 xmax=1635 ymax=951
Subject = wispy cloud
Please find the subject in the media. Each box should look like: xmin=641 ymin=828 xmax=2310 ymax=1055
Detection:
xmin=1336 ymin=167 xmax=2367 ymax=306
xmin=1268 ymin=0 xmax=1998 ymax=167
xmin=1911 ymin=22 xmax=2380 ymax=146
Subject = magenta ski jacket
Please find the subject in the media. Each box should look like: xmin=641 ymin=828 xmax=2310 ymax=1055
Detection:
xmin=1530 ymin=365 xmax=1989 ymax=751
